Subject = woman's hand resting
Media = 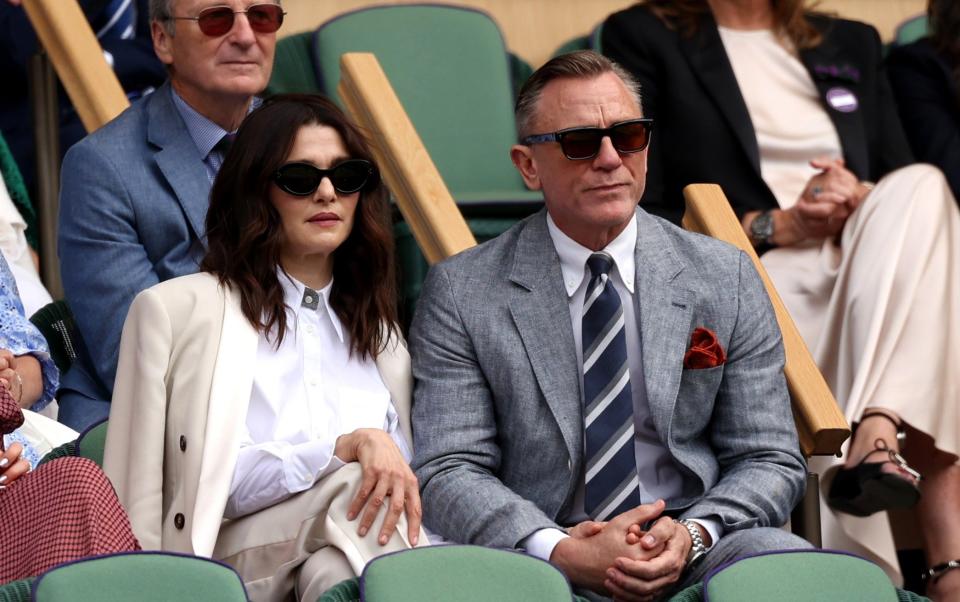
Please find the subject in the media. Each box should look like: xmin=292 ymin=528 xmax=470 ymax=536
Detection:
xmin=780 ymin=157 xmax=873 ymax=245
xmin=334 ymin=428 xmax=422 ymax=546
xmin=0 ymin=442 xmax=29 ymax=489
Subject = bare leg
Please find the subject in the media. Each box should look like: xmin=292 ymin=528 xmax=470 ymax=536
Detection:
xmin=844 ymin=410 xmax=918 ymax=483
xmin=907 ymin=431 xmax=960 ymax=602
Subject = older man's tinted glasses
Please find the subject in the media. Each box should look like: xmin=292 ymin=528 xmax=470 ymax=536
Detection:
xmin=273 ymin=160 xmax=378 ymax=196
xmin=170 ymin=3 xmax=285 ymax=37
xmin=522 ymin=118 xmax=654 ymax=160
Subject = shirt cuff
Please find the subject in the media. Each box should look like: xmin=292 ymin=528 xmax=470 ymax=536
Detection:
xmin=686 ymin=518 xmax=721 ymax=551
xmin=283 ymin=439 xmax=339 ymax=491
xmin=520 ymin=528 xmax=569 ymax=562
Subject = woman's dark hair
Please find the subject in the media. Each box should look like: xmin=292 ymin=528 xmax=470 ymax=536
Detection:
xmin=642 ymin=0 xmax=823 ymax=49
xmin=929 ymin=0 xmax=960 ymax=90
xmin=202 ymin=93 xmax=398 ymax=359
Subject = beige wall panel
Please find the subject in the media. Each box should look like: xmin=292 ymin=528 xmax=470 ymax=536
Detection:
xmin=282 ymin=0 xmax=925 ymax=69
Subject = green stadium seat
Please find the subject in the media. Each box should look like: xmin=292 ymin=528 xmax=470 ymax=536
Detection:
xmin=359 ymin=546 xmax=575 ymax=602
xmin=894 ymin=14 xmax=929 ymax=47
xmin=265 ymin=31 xmax=321 ymax=96
xmin=311 ymin=5 xmax=543 ymax=317
xmin=0 ymin=131 xmax=38 ymax=251
xmin=31 ymin=552 xmax=248 ymax=602
xmin=702 ymin=550 xmax=927 ymax=602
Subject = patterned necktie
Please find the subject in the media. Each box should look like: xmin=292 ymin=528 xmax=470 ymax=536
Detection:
xmin=582 ymin=252 xmax=641 ymax=521
xmin=96 ymin=0 xmax=136 ymax=41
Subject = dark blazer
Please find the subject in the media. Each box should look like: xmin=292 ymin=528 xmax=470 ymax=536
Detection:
xmin=602 ymin=6 xmax=913 ymax=225
xmin=887 ymin=38 xmax=960 ymax=200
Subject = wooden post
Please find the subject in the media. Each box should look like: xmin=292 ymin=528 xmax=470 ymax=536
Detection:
xmin=22 ymin=0 xmax=130 ymax=133
xmin=338 ymin=52 xmax=476 ymax=264
xmin=682 ymin=183 xmax=850 ymax=457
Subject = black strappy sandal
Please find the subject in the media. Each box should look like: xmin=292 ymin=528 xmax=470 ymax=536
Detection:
xmin=925 ymin=559 xmax=960 ymax=588
xmin=826 ymin=412 xmax=922 ymax=517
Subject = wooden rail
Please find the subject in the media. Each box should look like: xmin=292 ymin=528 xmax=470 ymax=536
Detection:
xmin=338 ymin=52 xmax=476 ymax=264
xmin=683 ymin=184 xmax=850 ymax=457
xmin=22 ymin=0 xmax=130 ymax=132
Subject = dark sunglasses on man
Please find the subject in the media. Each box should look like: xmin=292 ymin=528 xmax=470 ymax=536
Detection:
xmin=273 ymin=160 xmax=380 ymax=196
xmin=169 ymin=3 xmax=285 ymax=37
xmin=521 ymin=118 xmax=654 ymax=161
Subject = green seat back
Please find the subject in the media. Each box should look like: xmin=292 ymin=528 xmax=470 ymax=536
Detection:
xmin=77 ymin=419 xmax=108 ymax=467
xmin=704 ymin=551 xmax=899 ymax=602
xmin=312 ymin=5 xmax=540 ymax=208
xmin=395 ymin=217 xmax=519 ymax=324
xmin=360 ymin=546 xmax=574 ymax=601
xmin=266 ymin=31 xmax=321 ymax=96
xmin=32 ymin=552 xmax=248 ymax=602
xmin=0 ymin=578 xmax=33 ymax=602
xmin=894 ymin=15 xmax=930 ymax=47
xmin=30 ymin=300 xmax=80 ymax=375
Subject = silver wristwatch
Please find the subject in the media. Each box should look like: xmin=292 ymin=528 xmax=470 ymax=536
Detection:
xmin=676 ymin=519 xmax=708 ymax=569
xmin=749 ymin=210 xmax=775 ymax=247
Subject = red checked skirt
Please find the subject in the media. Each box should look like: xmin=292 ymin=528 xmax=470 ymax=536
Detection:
xmin=1 ymin=388 xmax=139 ymax=582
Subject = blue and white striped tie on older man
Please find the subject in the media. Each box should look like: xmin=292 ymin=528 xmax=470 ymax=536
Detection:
xmin=582 ymin=252 xmax=642 ymax=521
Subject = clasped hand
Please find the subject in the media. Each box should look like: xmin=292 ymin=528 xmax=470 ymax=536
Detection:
xmin=552 ymin=499 xmax=695 ymax=602
xmin=333 ymin=428 xmax=422 ymax=547
xmin=785 ymin=157 xmax=871 ymax=243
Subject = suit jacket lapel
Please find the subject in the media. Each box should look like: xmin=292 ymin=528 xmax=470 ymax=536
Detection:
xmin=634 ymin=212 xmax=694 ymax=438
xmin=798 ymin=25 xmax=869 ymax=177
xmin=507 ymin=212 xmax=583 ymax=465
xmin=679 ymin=14 xmax=761 ymax=175
xmin=192 ymin=282 xmax=258 ymax=555
xmin=147 ymin=83 xmax=212 ymax=242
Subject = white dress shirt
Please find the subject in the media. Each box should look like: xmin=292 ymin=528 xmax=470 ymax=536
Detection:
xmin=225 ymin=272 xmax=410 ymax=518
xmin=521 ymin=215 xmax=721 ymax=561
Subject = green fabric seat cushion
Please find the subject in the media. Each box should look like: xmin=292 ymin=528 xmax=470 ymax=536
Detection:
xmin=360 ymin=545 xmax=574 ymax=601
xmin=31 ymin=552 xmax=247 ymax=602
xmin=703 ymin=550 xmax=900 ymax=602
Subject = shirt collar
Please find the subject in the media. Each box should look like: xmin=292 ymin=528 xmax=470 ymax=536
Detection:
xmin=278 ymin=270 xmax=345 ymax=343
xmin=170 ymin=87 xmax=262 ymax=159
xmin=546 ymin=212 xmax=637 ymax=297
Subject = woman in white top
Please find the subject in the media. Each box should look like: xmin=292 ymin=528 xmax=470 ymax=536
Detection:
xmin=604 ymin=0 xmax=960 ymax=597
xmin=103 ymin=94 xmax=425 ymax=602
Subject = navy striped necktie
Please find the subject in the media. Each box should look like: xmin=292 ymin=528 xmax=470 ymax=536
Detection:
xmin=582 ymin=252 xmax=641 ymax=521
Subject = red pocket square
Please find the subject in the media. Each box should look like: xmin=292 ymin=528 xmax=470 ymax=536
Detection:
xmin=683 ymin=327 xmax=727 ymax=369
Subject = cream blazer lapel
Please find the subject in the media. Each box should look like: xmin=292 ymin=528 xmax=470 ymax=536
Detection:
xmin=191 ymin=284 xmax=259 ymax=556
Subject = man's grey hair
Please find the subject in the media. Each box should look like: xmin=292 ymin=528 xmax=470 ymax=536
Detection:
xmin=514 ymin=50 xmax=643 ymax=140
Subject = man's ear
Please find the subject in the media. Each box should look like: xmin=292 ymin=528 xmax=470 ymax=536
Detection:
xmin=151 ymin=20 xmax=175 ymax=67
xmin=510 ymin=144 xmax=542 ymax=191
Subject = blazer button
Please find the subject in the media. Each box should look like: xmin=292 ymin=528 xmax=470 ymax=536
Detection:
xmin=174 ymin=513 xmax=185 ymax=530
xmin=179 ymin=435 xmax=187 ymax=452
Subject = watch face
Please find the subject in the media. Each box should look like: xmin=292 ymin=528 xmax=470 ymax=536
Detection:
xmin=751 ymin=212 xmax=774 ymax=241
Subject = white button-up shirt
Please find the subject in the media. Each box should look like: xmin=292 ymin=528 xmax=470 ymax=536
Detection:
xmin=225 ymin=272 xmax=409 ymax=518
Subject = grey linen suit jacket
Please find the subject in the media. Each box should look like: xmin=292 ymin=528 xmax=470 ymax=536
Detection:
xmin=410 ymin=208 xmax=806 ymax=549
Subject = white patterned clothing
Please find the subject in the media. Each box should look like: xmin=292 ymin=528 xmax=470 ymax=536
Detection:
xmin=722 ymin=27 xmax=960 ymax=583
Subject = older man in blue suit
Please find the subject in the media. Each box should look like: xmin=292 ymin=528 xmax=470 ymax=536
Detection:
xmin=57 ymin=0 xmax=283 ymax=429
xmin=411 ymin=51 xmax=810 ymax=601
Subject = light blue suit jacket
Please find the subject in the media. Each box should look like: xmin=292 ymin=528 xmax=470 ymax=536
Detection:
xmin=410 ymin=208 xmax=806 ymax=549
xmin=58 ymin=82 xmax=209 ymax=429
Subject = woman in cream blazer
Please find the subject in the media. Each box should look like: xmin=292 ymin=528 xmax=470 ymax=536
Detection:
xmin=103 ymin=95 xmax=425 ymax=601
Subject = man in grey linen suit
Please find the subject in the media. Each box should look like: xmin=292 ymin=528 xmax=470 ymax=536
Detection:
xmin=410 ymin=50 xmax=810 ymax=601
xmin=56 ymin=0 xmax=280 ymax=430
